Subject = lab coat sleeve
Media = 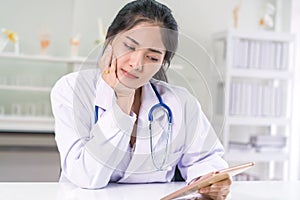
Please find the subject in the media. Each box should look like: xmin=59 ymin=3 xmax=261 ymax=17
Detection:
xmin=51 ymin=74 xmax=135 ymax=189
xmin=178 ymin=95 xmax=228 ymax=183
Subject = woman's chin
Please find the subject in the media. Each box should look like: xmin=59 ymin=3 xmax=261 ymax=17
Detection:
xmin=118 ymin=78 xmax=137 ymax=90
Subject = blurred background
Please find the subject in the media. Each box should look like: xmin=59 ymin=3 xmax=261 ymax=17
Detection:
xmin=0 ymin=0 xmax=299 ymax=182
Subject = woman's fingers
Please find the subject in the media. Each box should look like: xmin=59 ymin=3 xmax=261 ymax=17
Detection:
xmin=200 ymin=189 xmax=230 ymax=200
xmin=102 ymin=56 xmax=118 ymax=88
xmin=100 ymin=44 xmax=118 ymax=86
xmin=199 ymin=178 xmax=232 ymax=200
xmin=110 ymin=55 xmax=117 ymax=76
xmin=200 ymin=185 xmax=230 ymax=194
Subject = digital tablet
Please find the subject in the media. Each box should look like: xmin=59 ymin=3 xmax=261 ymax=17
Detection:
xmin=160 ymin=162 xmax=255 ymax=200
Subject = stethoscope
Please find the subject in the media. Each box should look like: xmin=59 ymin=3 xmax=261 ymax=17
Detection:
xmin=94 ymin=83 xmax=173 ymax=171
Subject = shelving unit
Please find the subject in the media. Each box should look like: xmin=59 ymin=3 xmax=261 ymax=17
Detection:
xmin=0 ymin=116 xmax=54 ymax=132
xmin=0 ymin=53 xmax=96 ymax=132
xmin=212 ymin=29 xmax=295 ymax=180
xmin=0 ymin=53 xmax=88 ymax=63
xmin=0 ymin=85 xmax=52 ymax=92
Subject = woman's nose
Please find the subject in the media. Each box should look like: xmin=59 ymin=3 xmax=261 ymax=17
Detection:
xmin=129 ymin=51 xmax=143 ymax=71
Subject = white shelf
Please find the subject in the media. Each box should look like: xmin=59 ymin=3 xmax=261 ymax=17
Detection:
xmin=0 ymin=116 xmax=54 ymax=132
xmin=229 ymin=68 xmax=293 ymax=80
xmin=227 ymin=116 xmax=290 ymax=126
xmin=0 ymin=53 xmax=82 ymax=133
xmin=0 ymin=85 xmax=52 ymax=92
xmin=212 ymin=29 xmax=294 ymax=180
xmin=224 ymin=151 xmax=289 ymax=162
xmin=213 ymin=29 xmax=294 ymax=42
xmin=0 ymin=53 xmax=96 ymax=64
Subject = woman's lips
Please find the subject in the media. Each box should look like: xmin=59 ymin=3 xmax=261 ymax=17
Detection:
xmin=121 ymin=69 xmax=138 ymax=79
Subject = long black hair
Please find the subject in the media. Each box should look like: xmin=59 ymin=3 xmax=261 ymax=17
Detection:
xmin=104 ymin=0 xmax=178 ymax=82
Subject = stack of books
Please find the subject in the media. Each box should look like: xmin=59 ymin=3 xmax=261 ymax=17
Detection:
xmin=250 ymin=135 xmax=287 ymax=152
xmin=228 ymin=141 xmax=254 ymax=152
xmin=228 ymin=135 xmax=287 ymax=153
xmin=233 ymin=173 xmax=260 ymax=181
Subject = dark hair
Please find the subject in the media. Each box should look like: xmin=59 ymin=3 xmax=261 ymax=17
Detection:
xmin=105 ymin=0 xmax=178 ymax=82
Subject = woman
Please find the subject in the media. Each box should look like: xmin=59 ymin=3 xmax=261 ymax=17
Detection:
xmin=51 ymin=0 xmax=231 ymax=199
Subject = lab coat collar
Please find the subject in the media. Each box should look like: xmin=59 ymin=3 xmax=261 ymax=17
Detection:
xmin=141 ymin=79 xmax=159 ymax=103
xmin=95 ymin=78 xmax=159 ymax=113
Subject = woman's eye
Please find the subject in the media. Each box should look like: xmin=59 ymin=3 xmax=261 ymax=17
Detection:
xmin=147 ymin=55 xmax=159 ymax=62
xmin=124 ymin=42 xmax=135 ymax=51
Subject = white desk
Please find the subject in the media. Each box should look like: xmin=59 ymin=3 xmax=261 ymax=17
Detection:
xmin=0 ymin=181 xmax=299 ymax=200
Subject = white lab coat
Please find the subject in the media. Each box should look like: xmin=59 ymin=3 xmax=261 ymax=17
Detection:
xmin=51 ymin=68 xmax=228 ymax=189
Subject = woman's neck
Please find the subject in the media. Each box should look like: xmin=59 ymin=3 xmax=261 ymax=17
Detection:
xmin=130 ymin=87 xmax=141 ymax=148
xmin=132 ymin=87 xmax=142 ymax=115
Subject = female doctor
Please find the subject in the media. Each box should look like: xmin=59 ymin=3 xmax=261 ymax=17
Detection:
xmin=51 ymin=0 xmax=231 ymax=199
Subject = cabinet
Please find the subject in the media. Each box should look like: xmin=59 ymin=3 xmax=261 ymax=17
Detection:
xmin=0 ymin=132 xmax=60 ymax=181
xmin=211 ymin=29 xmax=294 ymax=180
xmin=0 ymin=53 xmax=95 ymax=132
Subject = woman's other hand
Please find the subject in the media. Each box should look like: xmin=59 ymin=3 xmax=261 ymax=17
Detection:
xmin=197 ymin=172 xmax=232 ymax=200
xmin=189 ymin=172 xmax=232 ymax=200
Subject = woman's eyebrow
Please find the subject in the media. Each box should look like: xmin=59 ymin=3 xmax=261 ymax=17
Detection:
xmin=148 ymin=48 xmax=163 ymax=55
xmin=125 ymin=36 xmax=163 ymax=55
xmin=126 ymin=36 xmax=139 ymax=45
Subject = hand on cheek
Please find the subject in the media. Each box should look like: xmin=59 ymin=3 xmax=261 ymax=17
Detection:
xmin=100 ymin=45 xmax=135 ymax=97
xmin=112 ymin=58 xmax=135 ymax=98
xmin=100 ymin=45 xmax=135 ymax=114
xmin=99 ymin=45 xmax=113 ymax=74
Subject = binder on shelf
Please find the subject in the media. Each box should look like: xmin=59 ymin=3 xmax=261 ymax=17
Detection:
xmin=275 ymin=42 xmax=282 ymax=70
xmin=229 ymin=82 xmax=236 ymax=115
xmin=282 ymin=42 xmax=289 ymax=70
xmin=232 ymin=38 xmax=239 ymax=68
xmin=253 ymin=41 xmax=260 ymax=69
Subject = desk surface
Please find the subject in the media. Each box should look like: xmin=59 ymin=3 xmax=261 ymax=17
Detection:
xmin=0 ymin=181 xmax=299 ymax=200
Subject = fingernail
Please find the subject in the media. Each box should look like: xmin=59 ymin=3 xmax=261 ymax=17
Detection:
xmin=200 ymin=189 xmax=206 ymax=193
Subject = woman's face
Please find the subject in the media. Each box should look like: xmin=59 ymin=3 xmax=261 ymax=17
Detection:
xmin=111 ymin=22 xmax=166 ymax=89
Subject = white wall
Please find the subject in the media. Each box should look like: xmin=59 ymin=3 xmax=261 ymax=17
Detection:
xmin=0 ymin=0 xmax=73 ymax=55
xmin=290 ymin=0 xmax=300 ymax=180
